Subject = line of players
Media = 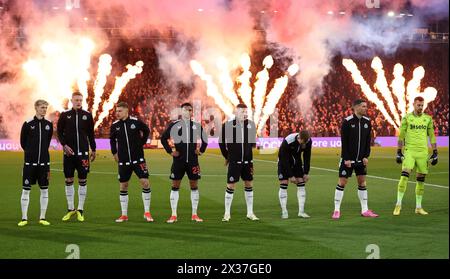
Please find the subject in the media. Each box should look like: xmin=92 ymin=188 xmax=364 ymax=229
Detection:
xmin=18 ymin=93 xmax=439 ymax=226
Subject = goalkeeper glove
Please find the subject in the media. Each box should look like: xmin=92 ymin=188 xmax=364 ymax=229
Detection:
xmin=396 ymin=149 xmax=404 ymax=164
xmin=430 ymin=150 xmax=438 ymax=166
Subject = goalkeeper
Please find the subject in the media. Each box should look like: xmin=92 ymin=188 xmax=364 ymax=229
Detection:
xmin=394 ymin=96 xmax=438 ymax=216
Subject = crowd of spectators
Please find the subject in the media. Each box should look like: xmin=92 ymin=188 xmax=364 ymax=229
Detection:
xmin=0 ymin=45 xmax=448 ymax=139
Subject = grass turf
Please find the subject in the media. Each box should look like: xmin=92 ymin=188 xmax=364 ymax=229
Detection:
xmin=0 ymin=147 xmax=448 ymax=259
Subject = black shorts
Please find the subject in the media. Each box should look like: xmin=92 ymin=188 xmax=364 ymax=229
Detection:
xmin=277 ymin=158 xmax=304 ymax=180
xmin=227 ymin=162 xmax=253 ymax=184
xmin=118 ymin=161 xmax=149 ymax=182
xmin=170 ymin=160 xmax=201 ymax=181
xmin=338 ymin=159 xmax=367 ymax=178
xmin=63 ymin=155 xmax=90 ymax=179
xmin=22 ymin=164 xmax=50 ymax=187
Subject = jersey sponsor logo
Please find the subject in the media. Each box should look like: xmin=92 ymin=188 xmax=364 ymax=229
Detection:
xmin=410 ymin=124 xmax=427 ymax=130
xmin=82 ymin=115 xmax=87 ymax=120
xmin=364 ymin=123 xmax=368 ymax=129
xmin=130 ymin=124 xmax=136 ymax=129
xmin=30 ymin=126 xmax=35 ymax=129
xmin=67 ymin=115 xmax=71 ymax=119
xmin=351 ymin=124 xmax=355 ymax=128
xmin=116 ymin=127 xmax=120 ymax=131
xmin=45 ymin=125 xmax=50 ymax=130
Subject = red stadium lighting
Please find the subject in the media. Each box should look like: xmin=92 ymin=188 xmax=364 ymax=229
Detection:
xmin=387 ymin=11 xmax=395 ymax=17
xmin=197 ymin=8 xmax=203 ymax=12
xmin=327 ymin=11 xmax=334 ymax=15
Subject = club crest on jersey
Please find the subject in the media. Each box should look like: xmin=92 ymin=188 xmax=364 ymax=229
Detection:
xmin=45 ymin=125 xmax=50 ymax=130
xmin=364 ymin=123 xmax=368 ymax=128
xmin=82 ymin=115 xmax=87 ymax=120
xmin=130 ymin=124 xmax=136 ymax=129
xmin=229 ymin=176 xmax=234 ymax=182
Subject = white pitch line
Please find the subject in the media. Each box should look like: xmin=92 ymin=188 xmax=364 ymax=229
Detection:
xmin=48 ymin=168 xmax=314 ymax=177
xmin=204 ymin=153 xmax=449 ymax=189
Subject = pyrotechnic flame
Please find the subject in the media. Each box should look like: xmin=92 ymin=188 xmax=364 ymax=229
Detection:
xmin=216 ymin=57 xmax=240 ymax=106
xmin=391 ymin=63 xmax=406 ymax=118
xmin=94 ymin=61 xmax=144 ymax=129
xmin=287 ymin=64 xmax=299 ymax=76
xmin=257 ymin=63 xmax=295 ymax=134
xmin=236 ymin=53 xmax=253 ymax=119
xmin=371 ymin=57 xmax=401 ymax=127
xmin=406 ymin=66 xmax=425 ymax=112
xmin=77 ymin=38 xmax=95 ymax=110
xmin=343 ymin=58 xmax=438 ymax=130
xmin=253 ymin=55 xmax=273 ymax=126
xmin=92 ymin=54 xmax=113 ymax=117
xmin=190 ymin=60 xmax=234 ymax=117
xmin=192 ymin=54 xmax=295 ymax=133
xmin=342 ymin=58 xmax=397 ymax=127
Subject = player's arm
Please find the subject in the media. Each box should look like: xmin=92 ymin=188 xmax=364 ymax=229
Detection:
xmin=160 ymin=122 xmax=174 ymax=155
xmin=109 ymin=124 xmax=118 ymax=162
xmin=219 ymin=122 xmax=228 ymax=160
xmin=396 ymin=116 xmax=407 ymax=163
xmin=87 ymin=113 xmax=96 ymax=152
xmin=302 ymin=140 xmax=312 ymax=176
xmin=48 ymin=122 xmax=54 ymax=143
xmin=87 ymin=113 xmax=96 ymax=161
xmin=340 ymin=119 xmax=351 ymax=161
xmin=249 ymin=120 xmax=257 ymax=148
xmin=364 ymin=121 xmax=372 ymax=159
xmin=139 ymin=120 xmax=150 ymax=146
xmin=428 ymin=117 xmax=438 ymax=165
xmin=199 ymin=124 xmax=208 ymax=154
xmin=56 ymin=112 xmax=66 ymax=146
xmin=20 ymin=122 xmax=28 ymax=150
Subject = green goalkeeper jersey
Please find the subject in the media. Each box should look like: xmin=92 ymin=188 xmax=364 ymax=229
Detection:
xmin=399 ymin=112 xmax=436 ymax=152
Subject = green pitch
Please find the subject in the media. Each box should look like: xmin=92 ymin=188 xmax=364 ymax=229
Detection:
xmin=0 ymin=147 xmax=448 ymax=259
